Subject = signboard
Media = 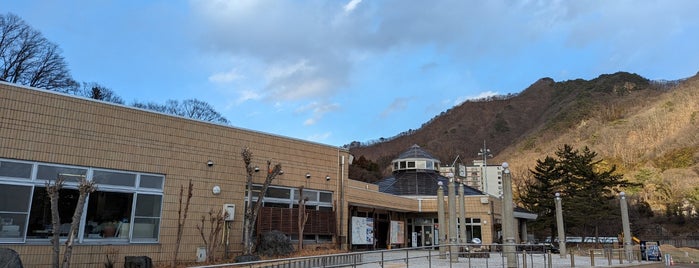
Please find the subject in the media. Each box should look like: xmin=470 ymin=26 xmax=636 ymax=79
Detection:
xmin=459 ymin=164 xmax=466 ymax=177
xmin=411 ymin=232 xmax=418 ymax=247
xmin=351 ymin=217 xmax=374 ymax=245
xmin=389 ymin=220 xmax=405 ymax=244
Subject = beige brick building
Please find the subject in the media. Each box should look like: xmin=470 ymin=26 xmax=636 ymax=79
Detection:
xmin=0 ymin=82 xmax=533 ymax=266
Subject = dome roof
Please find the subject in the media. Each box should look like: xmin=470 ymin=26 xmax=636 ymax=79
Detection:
xmin=396 ymin=144 xmax=439 ymax=161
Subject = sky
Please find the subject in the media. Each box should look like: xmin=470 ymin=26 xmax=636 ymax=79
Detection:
xmin=3 ymin=1 xmax=699 ymax=147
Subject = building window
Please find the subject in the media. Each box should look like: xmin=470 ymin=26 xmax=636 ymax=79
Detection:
xmin=248 ymin=185 xmax=334 ymax=242
xmin=0 ymin=158 xmax=164 ymax=244
xmin=457 ymin=218 xmax=482 ymax=243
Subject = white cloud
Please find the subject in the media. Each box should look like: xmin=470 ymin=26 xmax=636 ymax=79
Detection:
xmin=208 ymin=68 xmax=243 ymax=84
xmin=454 ymin=91 xmax=499 ymax=105
xmin=343 ymin=0 xmax=362 ymax=12
xmin=380 ymin=97 xmax=412 ymax=118
xmin=297 ymin=101 xmax=341 ymax=125
xmin=235 ymin=89 xmax=262 ymax=104
xmin=307 ymin=132 xmax=332 ymax=142
xmin=190 ymin=0 xmax=699 ymax=127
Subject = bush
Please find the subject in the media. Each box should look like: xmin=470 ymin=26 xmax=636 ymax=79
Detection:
xmin=256 ymin=230 xmax=294 ymax=257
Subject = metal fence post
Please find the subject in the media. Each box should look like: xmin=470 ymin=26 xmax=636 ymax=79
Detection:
xmin=618 ymin=249 xmax=623 ymax=264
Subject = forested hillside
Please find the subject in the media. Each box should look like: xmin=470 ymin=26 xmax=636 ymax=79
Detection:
xmin=349 ymin=71 xmax=699 ymax=237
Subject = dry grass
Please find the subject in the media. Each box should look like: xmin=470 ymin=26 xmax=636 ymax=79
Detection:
xmin=660 ymin=244 xmax=699 ymax=264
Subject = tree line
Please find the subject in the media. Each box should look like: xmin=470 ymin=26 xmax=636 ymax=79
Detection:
xmin=1 ymin=13 xmax=228 ymax=124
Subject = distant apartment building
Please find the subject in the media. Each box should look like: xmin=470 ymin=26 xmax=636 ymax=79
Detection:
xmin=440 ymin=160 xmax=504 ymax=197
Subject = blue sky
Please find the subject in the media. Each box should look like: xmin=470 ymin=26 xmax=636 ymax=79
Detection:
xmin=4 ymin=0 xmax=699 ymax=147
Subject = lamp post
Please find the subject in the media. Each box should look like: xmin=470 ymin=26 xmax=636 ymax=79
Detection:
xmin=555 ymin=192 xmax=567 ymax=258
xmin=501 ymin=162 xmax=516 ymax=268
xmin=620 ymin=192 xmax=632 ymax=261
xmin=448 ymin=178 xmax=458 ymax=262
xmin=437 ymin=181 xmax=446 ymax=258
xmin=478 ymin=141 xmax=493 ymax=195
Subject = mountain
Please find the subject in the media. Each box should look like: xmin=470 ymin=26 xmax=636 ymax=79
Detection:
xmin=348 ymin=71 xmax=699 ymax=217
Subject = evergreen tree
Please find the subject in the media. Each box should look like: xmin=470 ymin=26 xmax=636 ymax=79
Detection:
xmin=519 ymin=156 xmax=562 ymax=240
xmin=519 ymin=144 xmax=635 ymax=240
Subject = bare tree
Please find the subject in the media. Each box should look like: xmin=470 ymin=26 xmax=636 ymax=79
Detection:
xmin=46 ymin=176 xmax=97 ymax=268
xmin=171 ymin=180 xmax=193 ymax=267
xmin=241 ymin=147 xmax=283 ymax=256
xmin=0 ymin=13 xmax=78 ymax=92
xmin=132 ymin=99 xmax=229 ymax=124
xmin=196 ymin=209 xmax=227 ymax=262
xmin=78 ymin=82 xmax=124 ymax=104
xmin=297 ymin=186 xmax=309 ymax=251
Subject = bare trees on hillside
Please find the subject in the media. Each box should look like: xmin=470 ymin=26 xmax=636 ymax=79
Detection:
xmin=133 ymin=99 xmax=230 ymax=124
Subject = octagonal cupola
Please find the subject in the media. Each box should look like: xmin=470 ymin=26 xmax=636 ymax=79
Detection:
xmin=391 ymin=144 xmax=441 ymax=173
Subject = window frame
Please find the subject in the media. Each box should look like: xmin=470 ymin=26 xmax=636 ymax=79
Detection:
xmin=0 ymin=158 xmax=164 ymax=245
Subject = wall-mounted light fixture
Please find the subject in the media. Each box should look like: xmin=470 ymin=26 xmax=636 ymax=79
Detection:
xmin=212 ymin=185 xmax=221 ymax=195
xmin=207 ymin=160 xmax=214 ymax=167
xmin=254 ymin=166 xmax=260 ymax=172
xmin=279 ymin=170 xmax=284 ymax=175
xmin=305 ymin=173 xmax=311 ymax=179
xmin=325 ymin=175 xmax=331 ymax=181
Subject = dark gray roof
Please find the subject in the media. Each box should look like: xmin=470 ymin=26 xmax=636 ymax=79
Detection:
xmin=396 ymin=144 xmax=438 ymax=160
xmin=375 ymin=170 xmax=484 ymax=196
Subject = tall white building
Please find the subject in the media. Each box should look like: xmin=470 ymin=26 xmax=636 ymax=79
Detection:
xmin=466 ymin=160 xmax=503 ymax=197
xmin=438 ymin=160 xmax=503 ymax=197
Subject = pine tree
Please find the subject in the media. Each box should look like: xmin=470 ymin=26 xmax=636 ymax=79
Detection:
xmin=519 ymin=144 xmax=635 ymax=240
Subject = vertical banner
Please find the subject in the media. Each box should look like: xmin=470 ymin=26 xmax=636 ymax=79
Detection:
xmin=351 ymin=216 xmax=374 ymax=245
xmin=389 ymin=220 xmax=405 ymax=244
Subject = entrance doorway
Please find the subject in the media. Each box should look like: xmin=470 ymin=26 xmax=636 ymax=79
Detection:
xmin=411 ymin=219 xmax=436 ymax=248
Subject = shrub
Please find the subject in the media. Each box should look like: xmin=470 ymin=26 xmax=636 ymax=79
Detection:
xmin=256 ymin=230 xmax=294 ymax=257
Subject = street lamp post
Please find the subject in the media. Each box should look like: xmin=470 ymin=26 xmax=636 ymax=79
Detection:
xmin=478 ymin=141 xmax=493 ymax=195
xmin=448 ymin=179 xmax=458 ymax=263
xmin=437 ymin=182 xmax=446 ymax=258
xmin=555 ymin=192 xmax=567 ymax=258
xmin=501 ymin=162 xmax=516 ymax=268
xmin=620 ymin=192 xmax=632 ymax=261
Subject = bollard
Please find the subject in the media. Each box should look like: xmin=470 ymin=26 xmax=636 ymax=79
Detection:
xmin=607 ymin=249 xmax=612 ymax=266
xmin=522 ymin=250 xmax=527 ymax=268
xmin=570 ymin=251 xmax=575 ymax=267
xmin=590 ymin=250 xmax=595 ymax=267
xmin=548 ymin=251 xmax=552 ymax=268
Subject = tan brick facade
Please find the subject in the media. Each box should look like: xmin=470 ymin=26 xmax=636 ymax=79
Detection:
xmin=0 ymin=82 xmax=515 ymax=267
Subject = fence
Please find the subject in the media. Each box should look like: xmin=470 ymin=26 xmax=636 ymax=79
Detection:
xmin=189 ymin=243 xmax=640 ymax=268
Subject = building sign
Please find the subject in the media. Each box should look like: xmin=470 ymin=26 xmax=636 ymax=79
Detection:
xmin=389 ymin=220 xmax=405 ymax=244
xmin=459 ymin=164 xmax=466 ymax=177
xmin=351 ymin=217 xmax=374 ymax=245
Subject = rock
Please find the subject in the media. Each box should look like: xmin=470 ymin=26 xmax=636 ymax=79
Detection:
xmin=0 ymin=248 xmax=23 ymax=268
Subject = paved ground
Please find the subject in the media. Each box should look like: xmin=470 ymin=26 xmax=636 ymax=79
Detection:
xmin=355 ymin=250 xmax=663 ymax=268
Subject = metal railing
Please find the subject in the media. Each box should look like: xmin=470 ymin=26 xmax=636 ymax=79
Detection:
xmin=189 ymin=243 xmax=646 ymax=268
